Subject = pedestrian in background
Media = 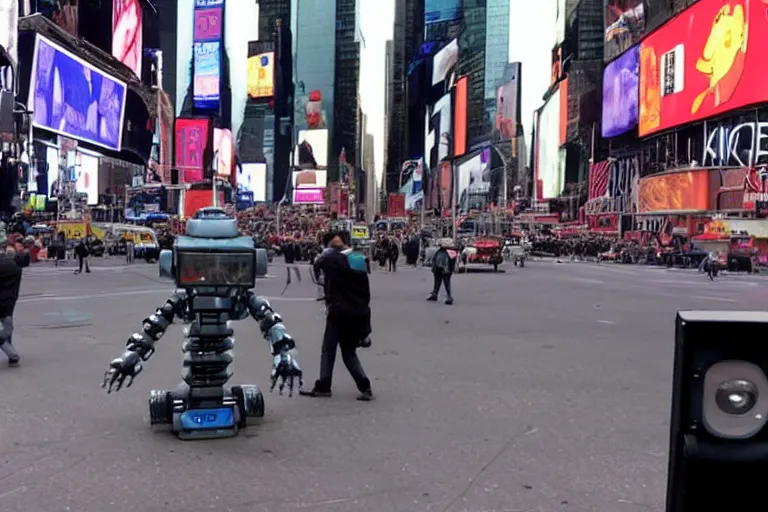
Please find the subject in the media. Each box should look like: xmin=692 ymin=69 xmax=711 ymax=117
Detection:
xmin=427 ymin=238 xmax=456 ymax=305
xmin=74 ymin=237 xmax=91 ymax=274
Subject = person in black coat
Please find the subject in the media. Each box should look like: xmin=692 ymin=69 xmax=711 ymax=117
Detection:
xmin=74 ymin=237 xmax=91 ymax=274
xmin=427 ymin=239 xmax=456 ymax=305
xmin=0 ymin=244 xmax=30 ymax=366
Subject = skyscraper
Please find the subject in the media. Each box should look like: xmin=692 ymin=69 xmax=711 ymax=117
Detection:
xmin=458 ymin=0 xmax=488 ymax=147
xmin=386 ymin=0 xmax=423 ymax=193
xmin=333 ymin=0 xmax=361 ymax=179
xmin=484 ymin=0 xmax=509 ymax=133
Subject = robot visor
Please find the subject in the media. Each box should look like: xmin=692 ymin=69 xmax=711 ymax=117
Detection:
xmin=176 ymin=250 xmax=256 ymax=288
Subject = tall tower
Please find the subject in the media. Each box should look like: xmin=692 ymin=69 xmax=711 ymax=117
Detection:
xmin=457 ymin=0 xmax=488 ymax=147
xmin=484 ymin=0 xmax=509 ymax=134
xmin=333 ymin=0 xmax=361 ymax=180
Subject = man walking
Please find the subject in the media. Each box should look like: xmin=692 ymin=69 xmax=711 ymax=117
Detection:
xmin=301 ymin=230 xmax=374 ymax=401
xmin=427 ymin=238 xmax=456 ymax=305
xmin=0 ymin=230 xmax=30 ymax=366
xmin=74 ymin=236 xmax=91 ymax=274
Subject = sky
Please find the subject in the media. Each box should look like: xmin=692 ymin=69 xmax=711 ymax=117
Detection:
xmin=360 ymin=0 xmax=557 ymax=182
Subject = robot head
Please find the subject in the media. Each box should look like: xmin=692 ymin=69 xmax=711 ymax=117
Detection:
xmin=159 ymin=208 xmax=259 ymax=290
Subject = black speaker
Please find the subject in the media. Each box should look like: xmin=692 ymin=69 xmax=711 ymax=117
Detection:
xmin=171 ymin=168 xmax=179 ymax=185
xmin=668 ymin=311 xmax=768 ymax=511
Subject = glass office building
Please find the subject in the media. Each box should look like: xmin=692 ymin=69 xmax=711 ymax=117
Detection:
xmin=483 ymin=0 xmax=509 ymax=132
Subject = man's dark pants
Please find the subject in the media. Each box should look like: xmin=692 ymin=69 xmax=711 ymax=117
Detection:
xmin=432 ymin=270 xmax=452 ymax=298
xmin=315 ymin=321 xmax=370 ymax=393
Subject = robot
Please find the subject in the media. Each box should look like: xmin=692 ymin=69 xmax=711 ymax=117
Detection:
xmin=101 ymin=207 xmax=303 ymax=440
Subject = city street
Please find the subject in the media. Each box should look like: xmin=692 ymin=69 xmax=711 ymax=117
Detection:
xmin=2 ymin=259 xmax=765 ymax=512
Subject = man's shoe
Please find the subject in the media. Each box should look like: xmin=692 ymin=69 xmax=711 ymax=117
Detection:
xmin=74 ymin=271 xmax=80 ymax=275
xmin=299 ymin=389 xmax=332 ymax=397
xmin=426 ymin=295 xmax=438 ymax=301
xmin=359 ymin=336 xmax=372 ymax=348
xmin=8 ymin=356 xmax=19 ymax=367
xmin=445 ymin=298 xmax=454 ymax=305
xmin=85 ymin=269 xmax=91 ymax=273
xmin=356 ymin=389 xmax=374 ymax=401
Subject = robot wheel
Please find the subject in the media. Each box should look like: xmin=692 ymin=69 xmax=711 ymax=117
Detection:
xmin=232 ymin=385 xmax=265 ymax=428
xmin=148 ymin=389 xmax=173 ymax=427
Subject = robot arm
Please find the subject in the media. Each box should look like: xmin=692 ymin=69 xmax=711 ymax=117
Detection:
xmin=101 ymin=290 xmax=188 ymax=393
xmin=246 ymin=293 xmax=303 ymax=396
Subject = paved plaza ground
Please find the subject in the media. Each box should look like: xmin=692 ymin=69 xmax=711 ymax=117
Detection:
xmin=1 ymin=259 xmax=765 ymax=512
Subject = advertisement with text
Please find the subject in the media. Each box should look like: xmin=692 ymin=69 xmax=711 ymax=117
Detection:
xmin=638 ymin=170 xmax=710 ymax=212
xmin=192 ymin=0 xmax=223 ymax=110
xmin=175 ymin=117 xmax=210 ymax=183
xmin=639 ymin=0 xmax=768 ymax=137
xmin=248 ymin=51 xmax=275 ymax=99
xmin=602 ymin=44 xmax=639 ymax=138
xmin=237 ymin=163 xmax=266 ymax=202
xmin=604 ymin=0 xmax=645 ymax=62
xmin=493 ymin=69 xmax=519 ymax=143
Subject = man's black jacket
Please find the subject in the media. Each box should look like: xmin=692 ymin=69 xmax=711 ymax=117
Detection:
xmin=0 ymin=251 xmax=30 ymax=318
xmin=314 ymin=248 xmax=371 ymax=341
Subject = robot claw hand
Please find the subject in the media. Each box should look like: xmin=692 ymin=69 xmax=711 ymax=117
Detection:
xmin=270 ymin=351 xmax=303 ymax=397
xmin=101 ymin=352 xmax=143 ymax=393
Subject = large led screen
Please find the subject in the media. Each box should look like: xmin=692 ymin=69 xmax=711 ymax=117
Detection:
xmin=75 ymin=152 xmax=99 ymax=205
xmin=432 ymin=39 xmax=458 ymax=86
xmin=112 ymin=0 xmax=143 ymax=77
xmin=602 ymin=45 xmax=639 ymax=138
xmin=639 ymin=0 xmax=768 ymax=137
xmin=604 ymin=0 xmax=645 ymax=62
xmin=28 ymin=35 xmax=127 ymax=152
xmin=638 ymin=170 xmax=710 ymax=212
xmin=175 ymin=117 xmax=210 ymax=183
xmin=456 ymin=148 xmax=490 ymax=211
xmin=538 ymin=89 xmax=563 ymax=199
xmin=453 ymin=75 xmax=468 ymax=156
xmin=292 ymin=169 xmax=328 ymax=189
xmin=425 ymin=0 xmax=461 ymax=24
xmin=193 ymin=42 xmax=221 ymax=110
xmin=494 ymin=76 xmax=520 ymax=142
xmin=46 ymin=145 xmax=58 ymax=198
xmin=194 ymin=6 xmax=223 ymax=40
xmin=213 ymin=128 xmax=232 ymax=176
xmin=0 ymin=0 xmax=18 ymax=68
xmin=294 ymin=129 xmax=328 ymax=168
xmin=238 ymin=163 xmax=266 ymax=201
xmin=247 ymin=51 xmax=275 ymax=99
xmin=293 ymin=188 xmax=324 ymax=204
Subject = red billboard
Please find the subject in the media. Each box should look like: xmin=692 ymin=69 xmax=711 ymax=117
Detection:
xmin=639 ymin=0 xmax=768 ymax=137
xmin=175 ymin=118 xmax=210 ymax=183
xmin=388 ymin=193 xmax=406 ymax=217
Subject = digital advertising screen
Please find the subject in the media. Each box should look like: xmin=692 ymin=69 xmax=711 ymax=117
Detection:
xmin=294 ymin=129 xmax=328 ymax=168
xmin=425 ymin=0 xmax=462 ymax=24
xmin=213 ymin=127 xmax=232 ymax=176
xmin=432 ymin=39 xmax=458 ymax=86
xmin=456 ymin=147 xmax=490 ymax=211
xmin=604 ymin=0 xmax=645 ymax=62
xmin=0 ymin=0 xmax=18 ymax=68
xmin=28 ymin=35 xmax=127 ymax=152
xmin=602 ymin=44 xmax=639 ymax=138
xmin=453 ymin=75 xmax=468 ymax=157
xmin=112 ymin=0 xmax=143 ymax=77
xmin=638 ymin=170 xmax=710 ymax=212
xmin=639 ymin=0 xmax=768 ymax=137
xmin=494 ymin=75 xmax=520 ymax=142
xmin=293 ymin=188 xmax=324 ymax=204
xmin=192 ymin=0 xmax=223 ymax=111
xmin=194 ymin=6 xmax=223 ymax=40
xmin=292 ymin=169 xmax=328 ymax=189
xmin=75 ymin=152 xmax=99 ymax=205
xmin=237 ymin=162 xmax=266 ymax=201
xmin=175 ymin=117 xmax=210 ymax=183
xmin=424 ymin=93 xmax=452 ymax=173
xmin=538 ymin=89 xmax=563 ymax=199
xmin=247 ymin=51 xmax=275 ymax=99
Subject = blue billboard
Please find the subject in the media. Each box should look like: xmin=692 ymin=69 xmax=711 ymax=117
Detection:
xmin=28 ymin=35 xmax=127 ymax=151
xmin=192 ymin=0 xmax=223 ymax=110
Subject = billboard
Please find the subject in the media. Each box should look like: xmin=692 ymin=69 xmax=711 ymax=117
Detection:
xmin=0 ymin=0 xmax=18 ymax=68
xmin=453 ymin=75 xmax=468 ymax=157
xmin=248 ymin=51 xmax=275 ymax=99
xmin=638 ymin=170 xmax=710 ymax=212
xmin=112 ymin=0 xmax=143 ymax=77
xmin=294 ymin=129 xmax=328 ymax=168
xmin=602 ymin=44 xmax=639 ymax=138
xmin=28 ymin=35 xmax=127 ymax=152
xmin=75 ymin=152 xmax=99 ymax=205
xmin=432 ymin=39 xmax=458 ymax=86
xmin=293 ymin=188 xmax=324 ymax=204
xmin=604 ymin=0 xmax=645 ymax=62
xmin=456 ymin=148 xmax=490 ymax=211
xmin=494 ymin=76 xmax=520 ymax=142
xmin=46 ymin=146 xmax=58 ymax=198
xmin=555 ymin=0 xmax=566 ymax=45
xmin=213 ymin=128 xmax=232 ymax=176
xmin=424 ymin=93 xmax=452 ymax=174
xmin=425 ymin=0 xmax=462 ymax=24
xmin=639 ymin=0 xmax=768 ymax=137
xmin=538 ymin=89 xmax=562 ymax=199
xmin=292 ymin=169 xmax=328 ymax=189
xmin=175 ymin=117 xmax=210 ymax=183
xmin=192 ymin=0 xmax=223 ymax=110
xmin=237 ymin=163 xmax=266 ymax=202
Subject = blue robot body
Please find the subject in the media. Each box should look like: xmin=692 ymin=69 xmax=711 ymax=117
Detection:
xmin=103 ymin=208 xmax=302 ymax=440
